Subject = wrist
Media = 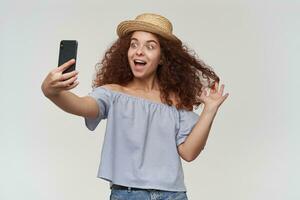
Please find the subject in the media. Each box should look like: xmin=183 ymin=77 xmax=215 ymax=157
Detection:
xmin=42 ymin=86 xmax=60 ymax=99
xmin=203 ymin=105 xmax=218 ymax=114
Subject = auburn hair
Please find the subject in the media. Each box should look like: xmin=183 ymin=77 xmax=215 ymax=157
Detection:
xmin=93 ymin=32 xmax=219 ymax=111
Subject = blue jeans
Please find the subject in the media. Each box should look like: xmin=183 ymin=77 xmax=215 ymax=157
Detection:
xmin=109 ymin=185 xmax=188 ymax=200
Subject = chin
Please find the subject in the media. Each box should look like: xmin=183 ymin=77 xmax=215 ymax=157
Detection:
xmin=130 ymin=66 xmax=145 ymax=76
xmin=132 ymin=71 xmax=146 ymax=79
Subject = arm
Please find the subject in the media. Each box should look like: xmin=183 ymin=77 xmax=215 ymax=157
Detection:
xmin=178 ymin=107 xmax=217 ymax=162
xmin=47 ymin=91 xmax=98 ymax=118
xmin=41 ymin=59 xmax=98 ymax=118
xmin=178 ymin=82 xmax=229 ymax=162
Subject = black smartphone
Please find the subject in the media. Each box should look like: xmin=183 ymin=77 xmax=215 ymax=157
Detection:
xmin=58 ymin=40 xmax=78 ymax=73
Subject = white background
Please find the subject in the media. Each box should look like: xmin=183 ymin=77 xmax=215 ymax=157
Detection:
xmin=1 ymin=0 xmax=299 ymax=199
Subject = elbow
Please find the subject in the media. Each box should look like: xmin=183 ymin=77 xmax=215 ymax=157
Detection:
xmin=184 ymin=149 xmax=204 ymax=162
xmin=178 ymin=143 xmax=205 ymax=162
xmin=181 ymin=153 xmax=196 ymax=162
xmin=185 ymin=154 xmax=197 ymax=162
xmin=184 ymin=157 xmax=195 ymax=162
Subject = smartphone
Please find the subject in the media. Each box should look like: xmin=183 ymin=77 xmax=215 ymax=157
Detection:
xmin=58 ymin=40 xmax=78 ymax=73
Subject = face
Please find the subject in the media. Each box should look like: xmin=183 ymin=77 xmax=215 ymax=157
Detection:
xmin=127 ymin=31 xmax=161 ymax=79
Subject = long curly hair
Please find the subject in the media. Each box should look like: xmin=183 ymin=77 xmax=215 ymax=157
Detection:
xmin=93 ymin=32 xmax=219 ymax=111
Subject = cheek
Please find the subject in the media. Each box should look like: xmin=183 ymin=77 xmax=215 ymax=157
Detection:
xmin=127 ymin=50 xmax=134 ymax=64
xmin=127 ymin=49 xmax=132 ymax=58
xmin=150 ymin=53 xmax=161 ymax=64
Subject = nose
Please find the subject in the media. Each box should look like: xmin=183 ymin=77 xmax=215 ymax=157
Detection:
xmin=135 ymin=45 xmax=144 ymax=55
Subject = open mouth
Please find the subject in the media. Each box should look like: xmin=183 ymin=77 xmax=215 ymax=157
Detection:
xmin=134 ymin=59 xmax=147 ymax=67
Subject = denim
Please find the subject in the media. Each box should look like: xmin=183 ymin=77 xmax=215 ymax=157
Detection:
xmin=109 ymin=187 xmax=188 ymax=200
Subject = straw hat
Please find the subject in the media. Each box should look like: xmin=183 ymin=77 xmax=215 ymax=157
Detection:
xmin=116 ymin=13 xmax=181 ymax=44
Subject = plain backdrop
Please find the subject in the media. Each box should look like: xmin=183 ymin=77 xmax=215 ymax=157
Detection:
xmin=1 ymin=0 xmax=299 ymax=199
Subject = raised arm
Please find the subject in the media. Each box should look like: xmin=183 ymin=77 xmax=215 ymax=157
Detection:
xmin=41 ymin=59 xmax=98 ymax=118
xmin=178 ymin=82 xmax=229 ymax=162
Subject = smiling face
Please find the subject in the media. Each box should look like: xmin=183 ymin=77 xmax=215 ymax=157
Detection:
xmin=127 ymin=31 xmax=161 ymax=79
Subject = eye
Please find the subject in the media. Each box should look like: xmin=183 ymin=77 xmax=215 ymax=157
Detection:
xmin=130 ymin=42 xmax=138 ymax=48
xmin=146 ymin=44 xmax=155 ymax=50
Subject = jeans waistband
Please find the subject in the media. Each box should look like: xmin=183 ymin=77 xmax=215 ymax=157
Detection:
xmin=111 ymin=184 xmax=145 ymax=191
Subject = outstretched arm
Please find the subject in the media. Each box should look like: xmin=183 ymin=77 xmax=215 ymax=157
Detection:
xmin=178 ymin=82 xmax=229 ymax=162
xmin=41 ymin=59 xmax=99 ymax=118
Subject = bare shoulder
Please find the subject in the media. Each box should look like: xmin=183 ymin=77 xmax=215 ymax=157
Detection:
xmin=101 ymin=84 xmax=179 ymax=107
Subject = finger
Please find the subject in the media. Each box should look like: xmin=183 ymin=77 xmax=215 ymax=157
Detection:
xmin=57 ymin=59 xmax=76 ymax=72
xmin=219 ymin=84 xmax=225 ymax=95
xmin=220 ymin=93 xmax=229 ymax=104
xmin=66 ymin=81 xmax=79 ymax=90
xmin=211 ymin=82 xmax=218 ymax=93
xmin=53 ymin=75 xmax=78 ymax=88
xmin=59 ymin=70 xmax=79 ymax=81
xmin=214 ymin=82 xmax=219 ymax=91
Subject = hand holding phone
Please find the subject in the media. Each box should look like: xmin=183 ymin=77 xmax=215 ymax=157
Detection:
xmin=42 ymin=59 xmax=79 ymax=97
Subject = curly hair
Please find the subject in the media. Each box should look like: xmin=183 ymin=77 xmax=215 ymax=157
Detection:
xmin=93 ymin=32 xmax=219 ymax=111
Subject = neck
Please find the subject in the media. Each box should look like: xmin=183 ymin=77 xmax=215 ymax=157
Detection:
xmin=128 ymin=75 xmax=160 ymax=92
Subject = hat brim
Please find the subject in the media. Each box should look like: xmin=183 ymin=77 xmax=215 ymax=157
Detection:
xmin=117 ymin=20 xmax=181 ymax=44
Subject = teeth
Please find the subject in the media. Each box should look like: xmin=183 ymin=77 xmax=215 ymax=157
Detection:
xmin=134 ymin=59 xmax=146 ymax=64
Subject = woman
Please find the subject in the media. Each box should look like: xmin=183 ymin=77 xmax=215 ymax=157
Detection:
xmin=42 ymin=13 xmax=229 ymax=200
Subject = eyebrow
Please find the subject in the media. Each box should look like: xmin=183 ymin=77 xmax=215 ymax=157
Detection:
xmin=130 ymin=37 xmax=159 ymax=45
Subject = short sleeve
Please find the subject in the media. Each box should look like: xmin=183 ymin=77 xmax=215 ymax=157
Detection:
xmin=84 ymin=87 xmax=111 ymax=131
xmin=176 ymin=110 xmax=199 ymax=146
